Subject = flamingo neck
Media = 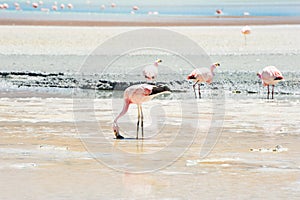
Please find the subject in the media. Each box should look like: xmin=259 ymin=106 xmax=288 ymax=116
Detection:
xmin=154 ymin=62 xmax=159 ymax=67
xmin=114 ymin=99 xmax=130 ymax=125
xmin=210 ymin=65 xmax=216 ymax=75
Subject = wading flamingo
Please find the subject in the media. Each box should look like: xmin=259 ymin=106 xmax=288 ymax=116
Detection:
xmin=113 ymin=84 xmax=171 ymax=139
xmin=132 ymin=6 xmax=139 ymax=11
xmin=216 ymin=9 xmax=223 ymax=17
xmin=142 ymin=59 xmax=162 ymax=82
xmin=187 ymin=62 xmax=220 ymax=99
xmin=257 ymin=66 xmax=284 ymax=99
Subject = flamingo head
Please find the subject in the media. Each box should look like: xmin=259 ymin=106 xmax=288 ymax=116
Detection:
xmin=155 ymin=59 xmax=162 ymax=63
xmin=154 ymin=59 xmax=162 ymax=67
xmin=256 ymin=72 xmax=262 ymax=79
xmin=113 ymin=122 xmax=120 ymax=136
xmin=213 ymin=62 xmax=220 ymax=67
xmin=210 ymin=62 xmax=220 ymax=71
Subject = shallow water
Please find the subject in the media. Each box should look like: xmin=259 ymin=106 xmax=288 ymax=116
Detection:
xmin=1 ymin=25 xmax=300 ymax=96
xmin=1 ymin=0 xmax=300 ymax=17
xmin=0 ymin=96 xmax=299 ymax=199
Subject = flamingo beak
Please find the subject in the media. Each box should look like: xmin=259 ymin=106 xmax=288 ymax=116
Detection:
xmin=156 ymin=59 xmax=162 ymax=63
xmin=215 ymin=63 xmax=220 ymax=67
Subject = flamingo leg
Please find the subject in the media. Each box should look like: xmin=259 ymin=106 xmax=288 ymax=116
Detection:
xmin=198 ymin=84 xmax=201 ymax=99
xmin=140 ymin=105 xmax=144 ymax=139
xmin=136 ymin=105 xmax=141 ymax=139
xmin=272 ymin=85 xmax=275 ymax=99
xmin=267 ymin=85 xmax=270 ymax=99
xmin=193 ymin=81 xmax=199 ymax=98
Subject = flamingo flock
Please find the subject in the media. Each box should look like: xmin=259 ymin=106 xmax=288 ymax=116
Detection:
xmin=0 ymin=1 xmax=151 ymax=14
xmin=113 ymin=60 xmax=285 ymax=139
xmin=0 ymin=1 xmax=74 ymax=11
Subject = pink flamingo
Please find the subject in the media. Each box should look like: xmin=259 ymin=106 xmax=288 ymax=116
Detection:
xmin=132 ymin=6 xmax=139 ymax=11
xmin=187 ymin=62 xmax=220 ymax=98
xmin=3 ymin=3 xmax=9 ymax=9
xmin=257 ymin=66 xmax=284 ymax=99
xmin=32 ymin=2 xmax=38 ymax=8
xmin=113 ymin=84 xmax=171 ymax=139
xmin=142 ymin=59 xmax=162 ymax=82
xmin=52 ymin=5 xmax=57 ymax=11
xmin=67 ymin=3 xmax=73 ymax=9
xmin=216 ymin=9 xmax=223 ymax=17
xmin=241 ymin=25 xmax=251 ymax=45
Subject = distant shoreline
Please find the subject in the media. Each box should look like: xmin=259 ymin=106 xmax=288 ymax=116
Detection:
xmin=1 ymin=16 xmax=300 ymax=26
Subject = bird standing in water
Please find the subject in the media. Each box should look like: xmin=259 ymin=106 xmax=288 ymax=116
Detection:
xmin=257 ymin=66 xmax=284 ymax=99
xmin=143 ymin=59 xmax=162 ymax=82
xmin=113 ymin=84 xmax=171 ymax=139
xmin=187 ymin=62 xmax=220 ymax=98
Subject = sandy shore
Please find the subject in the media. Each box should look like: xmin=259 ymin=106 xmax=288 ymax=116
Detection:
xmin=1 ymin=16 xmax=300 ymax=26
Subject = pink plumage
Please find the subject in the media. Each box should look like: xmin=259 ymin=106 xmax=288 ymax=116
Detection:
xmin=257 ymin=66 xmax=284 ymax=99
xmin=143 ymin=59 xmax=162 ymax=82
xmin=187 ymin=62 xmax=220 ymax=98
xmin=113 ymin=84 xmax=171 ymax=139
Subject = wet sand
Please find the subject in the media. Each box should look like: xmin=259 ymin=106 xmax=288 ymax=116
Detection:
xmin=0 ymin=97 xmax=299 ymax=199
xmin=1 ymin=16 xmax=300 ymax=26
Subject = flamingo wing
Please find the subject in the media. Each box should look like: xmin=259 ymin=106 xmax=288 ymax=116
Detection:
xmin=261 ymin=66 xmax=284 ymax=85
xmin=195 ymin=68 xmax=212 ymax=83
xmin=143 ymin=65 xmax=158 ymax=81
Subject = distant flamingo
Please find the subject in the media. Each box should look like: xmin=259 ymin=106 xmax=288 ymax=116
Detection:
xmin=187 ymin=62 xmax=220 ymax=98
xmin=143 ymin=59 xmax=162 ymax=82
xmin=52 ymin=5 xmax=57 ymax=11
xmin=216 ymin=9 xmax=223 ymax=17
xmin=113 ymin=84 xmax=171 ymax=139
xmin=14 ymin=3 xmax=21 ymax=10
xmin=111 ymin=3 xmax=116 ymax=8
xmin=32 ymin=2 xmax=38 ymax=8
xmin=257 ymin=66 xmax=284 ymax=99
xmin=67 ymin=3 xmax=73 ymax=9
xmin=14 ymin=2 xmax=20 ymax=8
xmin=3 ymin=3 xmax=9 ymax=9
xmin=241 ymin=25 xmax=251 ymax=45
xmin=132 ymin=6 xmax=139 ymax=11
